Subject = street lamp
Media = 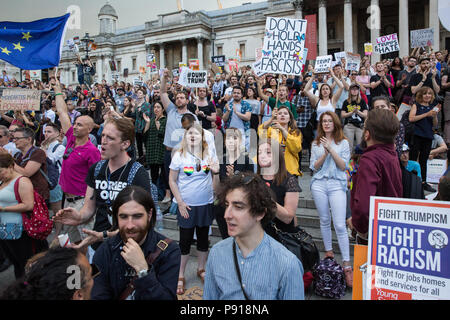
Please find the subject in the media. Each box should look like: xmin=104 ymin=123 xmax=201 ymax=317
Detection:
xmin=80 ymin=32 xmax=94 ymax=60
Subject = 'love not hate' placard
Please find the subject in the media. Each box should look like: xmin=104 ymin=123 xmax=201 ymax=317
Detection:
xmin=260 ymin=16 xmax=307 ymax=76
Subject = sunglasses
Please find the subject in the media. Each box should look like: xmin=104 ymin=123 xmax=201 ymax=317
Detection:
xmin=195 ymin=159 xmax=201 ymax=172
xmin=63 ymin=147 xmax=73 ymax=160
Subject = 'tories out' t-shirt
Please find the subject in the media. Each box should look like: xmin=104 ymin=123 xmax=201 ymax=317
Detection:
xmin=59 ymin=127 xmax=101 ymax=196
xmin=86 ymin=159 xmax=151 ymax=233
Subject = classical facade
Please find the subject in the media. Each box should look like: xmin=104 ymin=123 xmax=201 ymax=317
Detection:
xmin=4 ymin=0 xmax=448 ymax=85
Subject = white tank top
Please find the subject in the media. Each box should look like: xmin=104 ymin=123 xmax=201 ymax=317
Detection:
xmin=316 ymin=99 xmax=335 ymax=120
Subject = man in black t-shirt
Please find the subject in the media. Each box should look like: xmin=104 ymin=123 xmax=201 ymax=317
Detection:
xmin=54 ymin=117 xmax=152 ymax=250
xmin=370 ymin=62 xmax=393 ymax=97
xmin=409 ymin=57 xmax=441 ymax=97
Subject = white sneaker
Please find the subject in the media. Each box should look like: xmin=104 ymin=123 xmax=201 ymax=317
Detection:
xmin=161 ymin=196 xmax=171 ymax=204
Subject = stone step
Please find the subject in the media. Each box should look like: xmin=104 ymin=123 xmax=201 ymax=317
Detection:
xmin=161 ymin=213 xmax=355 ymax=257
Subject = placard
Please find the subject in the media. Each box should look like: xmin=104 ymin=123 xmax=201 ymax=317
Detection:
xmin=366 ymin=197 xmax=450 ymax=300
xmin=211 ymin=55 xmax=226 ymax=73
xmin=426 ymin=159 xmax=447 ymax=184
xmin=345 ymin=52 xmax=361 ymax=72
xmin=314 ymin=55 xmax=333 ymax=74
xmin=304 ymin=14 xmax=317 ymax=60
xmin=189 ymin=59 xmax=200 ymax=71
xmin=364 ymin=43 xmax=373 ymax=56
xmin=374 ymin=33 xmax=400 ymax=55
xmin=334 ymin=51 xmax=346 ymax=65
xmin=260 ymin=16 xmax=307 ymax=75
xmin=252 ymin=60 xmax=265 ymax=77
xmin=0 ymin=88 xmax=41 ymax=111
xmin=396 ymin=103 xmax=411 ymax=121
xmin=133 ymin=79 xmax=143 ymax=87
xmin=228 ymin=59 xmax=239 ymax=72
xmin=178 ymin=67 xmax=208 ymax=88
xmin=172 ymin=68 xmax=180 ymax=77
xmin=410 ymin=28 xmax=434 ymax=48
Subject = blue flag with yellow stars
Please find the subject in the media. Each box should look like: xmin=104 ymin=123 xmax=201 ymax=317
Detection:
xmin=0 ymin=13 xmax=70 ymax=70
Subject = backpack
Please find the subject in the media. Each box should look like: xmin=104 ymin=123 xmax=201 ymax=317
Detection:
xmin=401 ymin=162 xmax=425 ymax=200
xmin=41 ymin=143 xmax=62 ymax=190
xmin=14 ymin=177 xmax=53 ymax=240
xmin=312 ymin=257 xmax=346 ymax=299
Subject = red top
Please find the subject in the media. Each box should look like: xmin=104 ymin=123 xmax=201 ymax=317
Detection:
xmin=351 ymin=143 xmax=403 ymax=234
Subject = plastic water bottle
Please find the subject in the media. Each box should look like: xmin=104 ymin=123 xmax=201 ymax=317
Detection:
xmin=156 ymin=208 xmax=164 ymax=231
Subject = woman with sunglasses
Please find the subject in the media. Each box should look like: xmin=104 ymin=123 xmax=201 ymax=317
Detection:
xmin=168 ymin=123 xmax=219 ymax=295
xmin=310 ymin=111 xmax=352 ymax=287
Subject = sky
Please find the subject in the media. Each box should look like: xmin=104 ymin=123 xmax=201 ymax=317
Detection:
xmin=0 ymin=0 xmax=266 ymax=40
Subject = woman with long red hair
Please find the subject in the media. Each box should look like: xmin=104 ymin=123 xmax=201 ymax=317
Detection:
xmin=309 ymin=111 xmax=353 ymax=287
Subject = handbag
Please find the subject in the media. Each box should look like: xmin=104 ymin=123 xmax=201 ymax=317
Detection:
xmin=268 ymin=222 xmax=320 ymax=273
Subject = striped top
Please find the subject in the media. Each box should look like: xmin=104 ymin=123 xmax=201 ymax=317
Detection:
xmin=203 ymin=233 xmax=305 ymax=300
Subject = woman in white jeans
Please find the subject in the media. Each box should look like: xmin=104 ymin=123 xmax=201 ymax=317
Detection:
xmin=310 ymin=111 xmax=353 ymax=287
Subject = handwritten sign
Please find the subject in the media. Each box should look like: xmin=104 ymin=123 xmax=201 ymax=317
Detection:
xmin=178 ymin=67 xmax=208 ymax=88
xmin=410 ymin=28 xmax=434 ymax=48
xmin=0 ymin=89 xmax=41 ymax=111
xmin=314 ymin=55 xmax=333 ymax=74
xmin=345 ymin=52 xmax=361 ymax=72
xmin=252 ymin=60 xmax=266 ymax=77
xmin=212 ymin=55 xmax=226 ymax=73
xmin=374 ymin=33 xmax=400 ymax=55
xmin=334 ymin=51 xmax=346 ymax=65
xmin=260 ymin=16 xmax=307 ymax=75
xmin=366 ymin=197 xmax=450 ymax=300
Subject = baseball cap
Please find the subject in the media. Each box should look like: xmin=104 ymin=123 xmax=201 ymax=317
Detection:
xmin=350 ymin=83 xmax=360 ymax=90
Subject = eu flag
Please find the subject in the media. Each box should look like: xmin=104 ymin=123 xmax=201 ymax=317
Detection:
xmin=0 ymin=13 xmax=70 ymax=70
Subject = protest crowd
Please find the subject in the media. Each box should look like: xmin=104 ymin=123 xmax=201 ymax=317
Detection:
xmin=0 ymin=17 xmax=450 ymax=301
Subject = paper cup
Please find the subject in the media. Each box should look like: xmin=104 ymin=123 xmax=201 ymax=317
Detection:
xmin=58 ymin=234 xmax=71 ymax=247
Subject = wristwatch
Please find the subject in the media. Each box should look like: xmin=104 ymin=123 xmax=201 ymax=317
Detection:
xmin=102 ymin=230 xmax=108 ymax=241
xmin=137 ymin=268 xmax=149 ymax=278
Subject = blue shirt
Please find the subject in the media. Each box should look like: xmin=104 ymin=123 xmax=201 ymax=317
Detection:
xmin=406 ymin=160 xmax=422 ymax=178
xmin=225 ymin=100 xmax=252 ymax=132
xmin=310 ymin=139 xmax=350 ymax=191
xmin=203 ymin=233 xmax=305 ymax=300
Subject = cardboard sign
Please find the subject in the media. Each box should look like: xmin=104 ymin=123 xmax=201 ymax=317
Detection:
xmin=0 ymin=88 xmax=41 ymax=111
xmin=260 ymin=16 xmax=308 ymax=75
xmin=365 ymin=43 xmax=373 ymax=56
xmin=366 ymin=197 xmax=450 ymax=300
xmin=252 ymin=60 xmax=265 ymax=77
xmin=334 ymin=51 xmax=346 ymax=65
xmin=314 ymin=55 xmax=333 ymax=74
xmin=189 ymin=59 xmax=200 ymax=71
xmin=211 ymin=55 xmax=226 ymax=73
xmin=178 ymin=67 xmax=207 ymax=88
xmin=133 ymin=79 xmax=143 ymax=87
xmin=426 ymin=159 xmax=447 ymax=184
xmin=172 ymin=68 xmax=180 ymax=77
xmin=345 ymin=52 xmax=361 ymax=72
xmin=228 ymin=59 xmax=239 ymax=72
xmin=374 ymin=34 xmax=400 ymax=54
xmin=410 ymin=28 xmax=434 ymax=48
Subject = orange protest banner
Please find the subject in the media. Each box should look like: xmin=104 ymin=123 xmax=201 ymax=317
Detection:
xmin=352 ymin=244 xmax=368 ymax=300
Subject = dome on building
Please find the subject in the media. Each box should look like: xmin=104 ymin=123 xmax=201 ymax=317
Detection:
xmin=99 ymin=3 xmax=118 ymax=18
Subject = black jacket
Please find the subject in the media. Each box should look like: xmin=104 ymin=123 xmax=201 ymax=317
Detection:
xmin=91 ymin=230 xmax=181 ymax=300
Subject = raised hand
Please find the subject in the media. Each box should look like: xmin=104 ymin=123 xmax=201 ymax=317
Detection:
xmin=53 ymin=207 xmax=82 ymax=226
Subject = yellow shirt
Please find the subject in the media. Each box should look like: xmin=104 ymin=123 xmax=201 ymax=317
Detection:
xmin=257 ymin=124 xmax=303 ymax=176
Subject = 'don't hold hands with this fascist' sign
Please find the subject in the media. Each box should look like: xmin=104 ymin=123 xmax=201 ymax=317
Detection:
xmin=366 ymin=197 xmax=450 ymax=300
xmin=259 ymin=16 xmax=307 ymax=75
xmin=374 ymin=33 xmax=400 ymax=55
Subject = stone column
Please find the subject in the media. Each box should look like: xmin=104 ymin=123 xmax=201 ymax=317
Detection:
xmin=182 ymin=39 xmax=188 ymax=64
xmin=318 ymin=0 xmax=328 ymax=56
xmin=344 ymin=0 xmax=353 ymax=53
xmin=429 ymin=0 xmax=440 ymax=51
xmin=370 ymin=0 xmax=381 ymax=63
xmin=104 ymin=55 xmax=111 ymax=83
xmin=292 ymin=0 xmax=303 ymax=19
xmin=197 ymin=37 xmax=204 ymax=70
xmin=399 ymin=0 xmax=409 ymax=58
xmin=96 ymin=56 xmax=103 ymax=81
xmin=159 ymin=43 xmax=166 ymax=69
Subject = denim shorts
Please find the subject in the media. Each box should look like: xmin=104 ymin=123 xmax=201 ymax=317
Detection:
xmin=49 ymin=184 xmax=63 ymax=203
